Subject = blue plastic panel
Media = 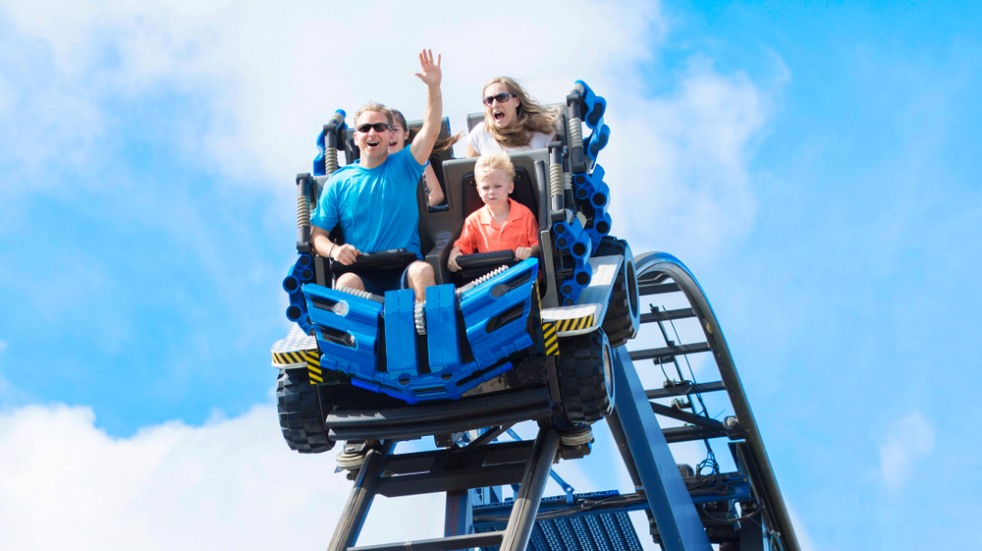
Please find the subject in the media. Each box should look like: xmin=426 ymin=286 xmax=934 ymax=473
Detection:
xmin=572 ymin=165 xmax=613 ymax=252
xmin=459 ymin=259 xmax=538 ymax=367
xmin=383 ymin=288 xmax=417 ymax=378
xmin=551 ymin=217 xmax=594 ymax=305
xmin=301 ymin=273 xmax=538 ymax=404
xmin=584 ymin=123 xmax=610 ymax=162
xmin=575 ymin=80 xmax=607 ymax=129
xmin=426 ymin=284 xmax=461 ymax=370
xmin=284 ymin=254 xmax=315 ymax=333
xmin=304 ymin=284 xmax=382 ymax=375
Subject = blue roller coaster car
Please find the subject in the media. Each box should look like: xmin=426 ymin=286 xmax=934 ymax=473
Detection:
xmin=271 ymin=81 xmax=641 ymax=454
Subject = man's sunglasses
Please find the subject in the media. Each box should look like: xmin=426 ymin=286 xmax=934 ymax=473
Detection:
xmin=483 ymin=92 xmax=516 ymax=106
xmin=356 ymin=122 xmax=391 ymax=133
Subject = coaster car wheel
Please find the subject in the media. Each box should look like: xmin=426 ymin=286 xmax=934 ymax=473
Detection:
xmin=596 ymin=236 xmax=640 ymax=347
xmin=557 ymin=329 xmax=614 ymax=424
xmin=276 ymin=368 xmax=334 ymax=454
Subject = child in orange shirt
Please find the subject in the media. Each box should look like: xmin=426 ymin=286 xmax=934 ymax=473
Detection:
xmin=448 ymin=152 xmax=540 ymax=272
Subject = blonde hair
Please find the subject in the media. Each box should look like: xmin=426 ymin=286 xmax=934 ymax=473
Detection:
xmin=482 ymin=76 xmax=558 ymax=148
xmin=354 ymin=102 xmax=393 ymax=127
xmin=475 ymin=152 xmax=515 ymax=182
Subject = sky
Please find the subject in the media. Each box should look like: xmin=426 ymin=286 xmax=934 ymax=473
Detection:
xmin=1 ymin=1 xmax=980 ymax=549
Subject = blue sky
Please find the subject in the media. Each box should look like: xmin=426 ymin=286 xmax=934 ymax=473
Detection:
xmin=1 ymin=1 xmax=980 ymax=549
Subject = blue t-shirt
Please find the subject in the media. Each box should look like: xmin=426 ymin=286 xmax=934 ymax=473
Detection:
xmin=311 ymin=149 xmax=427 ymax=257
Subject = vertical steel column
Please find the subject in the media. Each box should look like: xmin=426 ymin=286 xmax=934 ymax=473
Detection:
xmin=610 ymin=347 xmax=711 ymax=551
xmin=606 ymin=400 xmax=643 ymax=487
xmin=497 ymin=427 xmax=560 ymax=551
xmin=327 ymin=441 xmax=395 ymax=551
xmin=739 ymin=513 xmax=765 ymax=551
xmin=444 ymin=489 xmax=474 ymax=538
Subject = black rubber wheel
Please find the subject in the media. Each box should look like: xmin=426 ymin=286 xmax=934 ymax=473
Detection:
xmin=557 ymin=330 xmax=614 ymax=423
xmin=596 ymin=236 xmax=640 ymax=347
xmin=276 ymin=368 xmax=334 ymax=454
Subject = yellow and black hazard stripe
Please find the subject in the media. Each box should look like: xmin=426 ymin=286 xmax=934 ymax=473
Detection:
xmin=272 ymin=348 xmax=322 ymax=385
xmin=553 ymin=314 xmax=596 ymax=333
xmin=307 ymin=361 xmax=323 ymax=384
xmin=533 ymin=281 xmax=560 ymax=356
xmin=271 ymin=348 xmax=319 ymax=367
xmin=542 ymin=321 xmax=559 ymax=356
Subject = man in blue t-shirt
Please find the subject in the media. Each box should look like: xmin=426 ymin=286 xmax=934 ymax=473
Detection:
xmin=310 ymin=50 xmax=443 ymax=301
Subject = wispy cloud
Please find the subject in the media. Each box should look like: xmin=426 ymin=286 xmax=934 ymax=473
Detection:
xmin=879 ymin=410 xmax=935 ymax=491
xmin=0 ymin=0 xmax=775 ymax=258
xmin=0 ymin=402 xmax=817 ymax=550
xmin=0 ymin=0 xmax=780 ymax=435
xmin=0 ymin=403 xmax=445 ymax=550
xmin=604 ymin=56 xmax=778 ymax=261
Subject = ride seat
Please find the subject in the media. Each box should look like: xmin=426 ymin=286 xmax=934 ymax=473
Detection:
xmin=438 ymin=150 xmax=551 ymax=284
xmin=460 ymin=162 xmax=542 ymax=229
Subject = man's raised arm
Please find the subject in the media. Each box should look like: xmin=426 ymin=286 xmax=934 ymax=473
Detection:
xmin=409 ymin=49 xmax=443 ymax=166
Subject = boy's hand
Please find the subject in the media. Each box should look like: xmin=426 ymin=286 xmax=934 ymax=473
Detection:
xmin=515 ymin=247 xmax=532 ymax=260
xmin=414 ymin=49 xmax=442 ymax=88
xmin=447 ymin=247 xmax=462 ymax=272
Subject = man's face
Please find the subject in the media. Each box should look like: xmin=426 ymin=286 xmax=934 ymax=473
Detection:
xmin=354 ymin=111 xmax=391 ymax=164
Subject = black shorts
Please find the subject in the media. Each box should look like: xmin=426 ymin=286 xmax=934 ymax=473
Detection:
xmin=336 ymin=260 xmax=415 ymax=296
xmin=360 ymin=266 xmax=409 ymax=295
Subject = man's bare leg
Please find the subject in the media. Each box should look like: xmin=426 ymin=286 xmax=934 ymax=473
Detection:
xmin=406 ymin=261 xmax=435 ymax=302
xmin=335 ymin=272 xmax=365 ymax=291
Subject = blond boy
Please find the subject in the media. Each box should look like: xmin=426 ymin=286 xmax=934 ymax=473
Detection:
xmin=448 ymin=152 xmax=539 ymax=272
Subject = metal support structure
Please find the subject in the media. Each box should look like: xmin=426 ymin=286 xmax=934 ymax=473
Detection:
xmin=328 ymin=441 xmax=396 ymax=551
xmin=498 ymin=427 xmax=560 ymax=551
xmin=634 ymin=252 xmax=800 ymax=551
xmin=609 ymin=346 xmax=712 ymax=550
xmin=308 ymin=251 xmax=799 ymax=551
xmin=444 ymin=489 xmax=474 ymax=539
xmin=328 ymin=427 xmax=560 ymax=551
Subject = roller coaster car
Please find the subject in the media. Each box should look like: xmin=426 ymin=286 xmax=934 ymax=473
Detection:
xmin=272 ymin=81 xmax=641 ymax=454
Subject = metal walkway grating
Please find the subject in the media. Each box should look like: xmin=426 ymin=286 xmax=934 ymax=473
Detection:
xmin=475 ymin=492 xmax=643 ymax=551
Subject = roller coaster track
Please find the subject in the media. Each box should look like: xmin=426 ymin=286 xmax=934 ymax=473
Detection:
xmin=611 ymin=251 xmax=800 ymax=550
xmin=322 ymin=251 xmax=799 ymax=550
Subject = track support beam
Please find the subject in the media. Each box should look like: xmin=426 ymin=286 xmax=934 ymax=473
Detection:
xmin=610 ymin=346 xmax=712 ymax=550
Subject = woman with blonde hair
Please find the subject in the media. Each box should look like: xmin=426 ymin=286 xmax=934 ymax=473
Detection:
xmin=465 ymin=76 xmax=557 ymax=156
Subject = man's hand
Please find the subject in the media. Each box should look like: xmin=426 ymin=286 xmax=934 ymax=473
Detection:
xmin=331 ymin=243 xmax=361 ymax=266
xmin=414 ymin=49 xmax=441 ymax=88
xmin=410 ymin=49 xmax=444 ymax=166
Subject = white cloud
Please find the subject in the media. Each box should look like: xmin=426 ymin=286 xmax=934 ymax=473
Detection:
xmin=0 ymin=403 xmax=694 ymax=550
xmin=604 ymin=56 xmax=774 ymax=262
xmin=878 ymin=409 xmax=935 ymax=491
xmin=0 ymin=0 xmax=778 ymax=258
xmin=0 ymin=403 xmax=446 ymax=550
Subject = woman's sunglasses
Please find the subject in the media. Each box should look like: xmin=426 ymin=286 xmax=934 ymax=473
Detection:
xmin=483 ymin=92 xmax=517 ymax=106
xmin=356 ymin=122 xmax=391 ymax=133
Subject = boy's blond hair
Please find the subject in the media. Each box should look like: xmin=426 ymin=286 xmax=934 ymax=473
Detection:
xmin=475 ymin=151 xmax=516 ymax=182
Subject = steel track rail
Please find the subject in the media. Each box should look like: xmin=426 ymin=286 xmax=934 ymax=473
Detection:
xmin=631 ymin=251 xmax=800 ymax=551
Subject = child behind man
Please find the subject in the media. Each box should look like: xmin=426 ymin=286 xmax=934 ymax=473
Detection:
xmin=448 ymin=152 xmax=540 ymax=272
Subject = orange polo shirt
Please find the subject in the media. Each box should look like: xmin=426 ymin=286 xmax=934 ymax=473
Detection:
xmin=453 ymin=199 xmax=539 ymax=254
